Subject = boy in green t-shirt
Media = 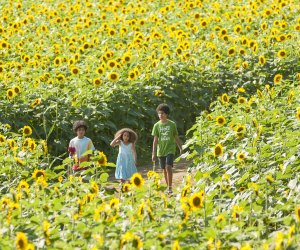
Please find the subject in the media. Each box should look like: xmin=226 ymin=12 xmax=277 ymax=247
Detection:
xmin=152 ymin=103 xmax=182 ymax=194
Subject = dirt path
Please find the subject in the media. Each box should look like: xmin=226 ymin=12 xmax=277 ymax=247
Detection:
xmin=106 ymin=159 xmax=191 ymax=188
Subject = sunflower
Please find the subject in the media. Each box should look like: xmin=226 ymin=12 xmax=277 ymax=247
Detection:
xmin=216 ymin=115 xmax=226 ymax=126
xmin=259 ymin=55 xmax=266 ymax=66
xmin=235 ymin=124 xmax=246 ymax=139
xmin=56 ymin=74 xmax=65 ymax=81
xmin=8 ymin=139 xmax=18 ymax=150
xmin=130 ymin=173 xmax=144 ymax=188
xmin=154 ymin=90 xmax=164 ymax=97
xmin=274 ymin=74 xmax=283 ymax=84
xmin=110 ymin=198 xmax=119 ymax=209
xmin=252 ymin=118 xmax=259 ymax=128
xmin=242 ymin=61 xmax=249 ymax=68
xmin=189 ymin=191 xmax=204 ymax=209
xmin=83 ymin=42 xmax=89 ymax=49
xmin=122 ymin=183 xmax=131 ymax=193
xmin=121 ymin=232 xmax=143 ymax=249
xmin=26 ymin=244 xmax=34 ymax=250
xmin=15 ymin=157 xmax=25 ymax=166
xmin=90 ymin=181 xmax=99 ymax=194
xmin=0 ymin=134 xmax=6 ymax=145
xmin=18 ymin=180 xmax=29 ymax=191
xmin=122 ymin=53 xmax=132 ymax=64
xmin=5 ymin=123 xmax=11 ymax=130
xmin=239 ymin=48 xmax=246 ymax=55
xmin=228 ymin=47 xmax=235 ymax=56
xmin=200 ymin=20 xmax=207 ymax=27
xmin=96 ymin=66 xmax=105 ymax=75
xmin=237 ymin=152 xmax=246 ymax=162
xmin=176 ymin=47 xmax=183 ymax=55
xmin=71 ymin=67 xmax=79 ymax=75
xmin=15 ymin=232 xmax=28 ymax=250
xmin=32 ymin=169 xmax=46 ymax=180
xmin=296 ymin=108 xmax=300 ymax=121
xmin=68 ymin=58 xmax=75 ymax=66
xmin=128 ymin=70 xmax=137 ymax=80
xmin=54 ymin=57 xmax=61 ymax=66
xmin=238 ymin=96 xmax=247 ymax=104
xmin=213 ymin=143 xmax=223 ymax=157
xmin=93 ymin=78 xmax=102 ymax=87
xmin=295 ymin=206 xmax=300 ymax=221
xmin=1 ymin=41 xmax=8 ymax=49
xmin=234 ymin=25 xmax=242 ymax=34
xmin=43 ymin=220 xmax=50 ymax=245
xmin=23 ymin=125 xmax=32 ymax=136
xmin=58 ymin=176 xmax=63 ymax=183
xmin=222 ymin=35 xmax=230 ymax=43
xmin=277 ymin=34 xmax=286 ymax=42
xmin=14 ymin=86 xmax=21 ymax=94
xmin=261 ymin=22 xmax=268 ymax=30
xmin=7 ymin=88 xmax=15 ymax=99
xmin=172 ymin=240 xmax=180 ymax=250
xmin=108 ymin=72 xmax=119 ymax=81
xmin=137 ymin=201 xmax=145 ymax=219
xmin=107 ymin=60 xmax=117 ymax=69
xmin=266 ymin=175 xmax=274 ymax=183
xmin=219 ymin=28 xmax=227 ymax=36
xmin=108 ymin=28 xmax=116 ymax=36
xmin=237 ymin=87 xmax=245 ymax=93
xmin=277 ymin=50 xmax=287 ymax=58
xmin=97 ymin=151 xmax=108 ymax=166
xmin=207 ymin=114 xmax=213 ymax=120
xmin=216 ymin=214 xmax=225 ymax=223
xmin=31 ymin=98 xmax=41 ymax=108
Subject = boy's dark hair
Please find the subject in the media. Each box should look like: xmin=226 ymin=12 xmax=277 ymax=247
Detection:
xmin=73 ymin=120 xmax=88 ymax=132
xmin=156 ymin=103 xmax=170 ymax=115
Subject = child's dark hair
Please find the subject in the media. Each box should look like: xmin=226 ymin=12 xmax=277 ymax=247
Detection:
xmin=115 ymin=128 xmax=138 ymax=143
xmin=156 ymin=103 xmax=170 ymax=115
xmin=73 ymin=120 xmax=88 ymax=132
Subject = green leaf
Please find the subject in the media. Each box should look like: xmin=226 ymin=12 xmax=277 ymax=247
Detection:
xmin=99 ymin=173 xmax=109 ymax=183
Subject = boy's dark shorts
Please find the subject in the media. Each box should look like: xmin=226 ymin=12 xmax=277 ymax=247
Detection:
xmin=158 ymin=154 xmax=174 ymax=169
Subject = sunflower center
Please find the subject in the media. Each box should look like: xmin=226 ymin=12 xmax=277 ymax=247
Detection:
xmin=215 ymin=147 xmax=221 ymax=155
xmin=36 ymin=172 xmax=44 ymax=178
xmin=134 ymin=177 xmax=141 ymax=186
xmin=193 ymin=197 xmax=201 ymax=206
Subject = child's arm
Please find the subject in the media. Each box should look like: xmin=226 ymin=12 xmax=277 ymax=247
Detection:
xmin=152 ymin=136 xmax=158 ymax=162
xmin=175 ymin=135 xmax=183 ymax=154
xmin=132 ymin=143 xmax=137 ymax=165
xmin=110 ymin=134 xmax=121 ymax=147
xmin=86 ymin=139 xmax=95 ymax=161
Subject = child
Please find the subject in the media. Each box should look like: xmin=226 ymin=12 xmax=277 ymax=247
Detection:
xmin=68 ymin=120 xmax=95 ymax=172
xmin=152 ymin=103 xmax=182 ymax=194
xmin=110 ymin=128 xmax=138 ymax=183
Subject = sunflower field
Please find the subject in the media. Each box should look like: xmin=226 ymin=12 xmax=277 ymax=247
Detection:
xmin=1 ymin=0 xmax=300 ymax=249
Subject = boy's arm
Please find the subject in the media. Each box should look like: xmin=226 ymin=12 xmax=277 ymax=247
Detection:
xmin=132 ymin=143 xmax=137 ymax=164
xmin=152 ymin=136 xmax=158 ymax=162
xmin=87 ymin=139 xmax=95 ymax=161
xmin=175 ymin=135 xmax=182 ymax=154
xmin=110 ymin=135 xmax=121 ymax=147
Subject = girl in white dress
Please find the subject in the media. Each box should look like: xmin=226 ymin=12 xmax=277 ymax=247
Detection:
xmin=110 ymin=128 xmax=138 ymax=183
